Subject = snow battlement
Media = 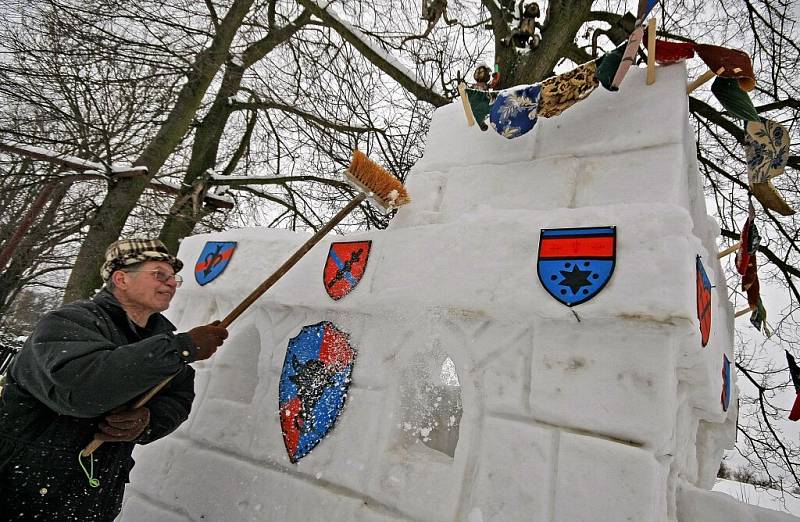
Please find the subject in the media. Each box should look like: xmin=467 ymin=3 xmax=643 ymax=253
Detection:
xmin=120 ymin=63 xmax=797 ymax=521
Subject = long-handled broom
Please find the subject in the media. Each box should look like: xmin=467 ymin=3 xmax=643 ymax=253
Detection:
xmin=81 ymin=150 xmax=410 ymax=457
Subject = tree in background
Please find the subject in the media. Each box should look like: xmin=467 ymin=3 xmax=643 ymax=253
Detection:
xmin=1 ymin=0 xmax=799 ymax=497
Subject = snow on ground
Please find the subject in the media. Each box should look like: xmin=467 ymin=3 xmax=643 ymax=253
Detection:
xmin=715 ymin=479 xmax=800 ymax=516
xmin=119 ymin=64 xmax=797 ymax=521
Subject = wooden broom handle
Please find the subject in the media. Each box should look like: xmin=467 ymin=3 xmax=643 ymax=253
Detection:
xmin=82 ymin=192 xmax=368 ymax=457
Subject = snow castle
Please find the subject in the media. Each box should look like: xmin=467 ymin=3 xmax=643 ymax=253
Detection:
xmin=120 ymin=64 xmax=796 ymax=521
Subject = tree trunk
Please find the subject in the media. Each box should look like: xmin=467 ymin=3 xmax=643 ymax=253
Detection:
xmin=159 ymin=13 xmax=310 ymax=252
xmin=499 ymin=0 xmax=595 ymax=86
xmin=62 ymin=0 xmax=256 ymax=303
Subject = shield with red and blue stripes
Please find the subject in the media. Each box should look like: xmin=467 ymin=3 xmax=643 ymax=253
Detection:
xmin=279 ymin=322 xmax=356 ymax=463
xmin=195 ymin=241 xmax=237 ymax=286
xmin=696 ymin=256 xmax=712 ymax=347
xmin=537 ymin=227 xmax=616 ymax=307
xmin=323 ymin=241 xmax=371 ymax=300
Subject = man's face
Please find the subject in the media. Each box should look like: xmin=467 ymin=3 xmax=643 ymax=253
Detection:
xmin=117 ymin=260 xmax=178 ymax=314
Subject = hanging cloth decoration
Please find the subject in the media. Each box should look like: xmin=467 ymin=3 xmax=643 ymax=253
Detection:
xmin=735 ymin=201 xmax=759 ymax=276
xmin=744 ymin=118 xmax=794 ymax=216
xmin=710 ymin=77 xmax=759 ymax=122
xmin=652 ymin=39 xmax=695 ymax=64
xmin=596 ymin=45 xmax=626 ymax=91
xmin=749 ymin=299 xmax=770 ymax=335
xmin=694 ymin=44 xmax=755 ymax=92
xmin=736 ymin=202 xmax=771 ymax=336
xmin=786 ymin=350 xmax=800 ymax=421
xmin=465 ymin=88 xmax=497 ymax=131
xmin=490 ymin=84 xmax=541 ymax=139
xmin=653 ymin=39 xmax=756 ymax=92
xmin=538 ymin=60 xmax=600 ymax=118
xmin=602 ymin=0 xmax=659 ymax=90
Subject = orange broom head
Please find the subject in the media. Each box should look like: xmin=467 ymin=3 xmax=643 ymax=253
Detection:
xmin=346 ymin=150 xmax=411 ymax=210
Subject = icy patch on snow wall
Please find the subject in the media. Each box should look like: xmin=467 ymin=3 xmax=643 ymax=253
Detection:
xmin=120 ymin=65 xmax=794 ymax=521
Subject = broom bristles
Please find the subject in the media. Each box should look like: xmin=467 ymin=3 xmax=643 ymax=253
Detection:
xmin=346 ymin=150 xmax=411 ymax=209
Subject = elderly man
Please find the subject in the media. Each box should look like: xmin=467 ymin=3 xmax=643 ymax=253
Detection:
xmin=0 ymin=239 xmax=227 ymax=521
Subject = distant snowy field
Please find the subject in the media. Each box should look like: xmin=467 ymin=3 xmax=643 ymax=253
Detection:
xmin=714 ymin=479 xmax=800 ymax=516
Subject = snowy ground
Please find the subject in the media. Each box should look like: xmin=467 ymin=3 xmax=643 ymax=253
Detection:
xmin=714 ymin=479 xmax=800 ymax=516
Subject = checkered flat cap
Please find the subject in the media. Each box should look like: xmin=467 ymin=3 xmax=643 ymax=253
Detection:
xmin=100 ymin=238 xmax=183 ymax=281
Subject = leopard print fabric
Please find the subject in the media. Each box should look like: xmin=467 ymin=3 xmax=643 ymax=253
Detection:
xmin=538 ymin=61 xmax=599 ymax=118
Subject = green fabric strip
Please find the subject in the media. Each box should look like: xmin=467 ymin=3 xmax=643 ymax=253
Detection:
xmin=596 ymin=46 xmax=625 ymax=91
xmin=710 ymin=77 xmax=759 ymax=121
xmin=466 ymin=88 xmax=492 ymax=130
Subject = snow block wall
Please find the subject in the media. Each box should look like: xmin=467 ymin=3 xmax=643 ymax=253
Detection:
xmin=121 ymin=65 xmax=794 ymax=521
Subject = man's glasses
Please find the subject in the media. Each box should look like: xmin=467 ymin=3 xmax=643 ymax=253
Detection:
xmin=123 ymin=269 xmax=183 ymax=287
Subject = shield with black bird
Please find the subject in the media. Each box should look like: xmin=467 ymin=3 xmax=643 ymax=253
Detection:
xmin=278 ymin=322 xmax=356 ymax=463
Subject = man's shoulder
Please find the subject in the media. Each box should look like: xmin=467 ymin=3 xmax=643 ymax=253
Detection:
xmin=43 ymin=298 xmax=108 ymax=324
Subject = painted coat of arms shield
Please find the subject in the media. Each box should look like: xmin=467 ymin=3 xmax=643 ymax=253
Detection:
xmin=721 ymin=354 xmax=731 ymax=412
xmin=537 ymin=226 xmax=616 ymax=307
xmin=323 ymin=241 xmax=371 ymax=300
xmin=696 ymin=256 xmax=712 ymax=347
xmin=195 ymin=241 xmax=237 ymax=286
xmin=279 ymin=322 xmax=356 ymax=463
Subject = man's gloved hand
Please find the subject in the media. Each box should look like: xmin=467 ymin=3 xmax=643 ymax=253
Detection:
xmin=95 ymin=407 xmax=150 ymax=442
xmin=187 ymin=321 xmax=229 ymax=360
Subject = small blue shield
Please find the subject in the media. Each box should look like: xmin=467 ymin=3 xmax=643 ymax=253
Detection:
xmin=279 ymin=322 xmax=356 ymax=463
xmin=537 ymin=227 xmax=616 ymax=306
xmin=195 ymin=241 xmax=237 ymax=286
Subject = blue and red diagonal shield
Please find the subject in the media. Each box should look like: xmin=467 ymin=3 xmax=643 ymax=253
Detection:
xmin=696 ymin=256 xmax=712 ymax=347
xmin=721 ymin=354 xmax=731 ymax=412
xmin=195 ymin=241 xmax=237 ymax=286
xmin=537 ymin=227 xmax=616 ymax=307
xmin=279 ymin=322 xmax=356 ymax=463
xmin=323 ymin=241 xmax=371 ymax=300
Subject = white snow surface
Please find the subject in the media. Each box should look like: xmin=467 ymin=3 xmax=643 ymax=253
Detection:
xmin=119 ymin=64 xmax=797 ymax=521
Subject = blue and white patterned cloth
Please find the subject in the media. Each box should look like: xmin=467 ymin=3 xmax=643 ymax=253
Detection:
xmin=489 ymin=84 xmax=541 ymax=139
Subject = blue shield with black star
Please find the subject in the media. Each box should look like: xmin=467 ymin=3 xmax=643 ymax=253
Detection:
xmin=537 ymin=227 xmax=616 ymax=306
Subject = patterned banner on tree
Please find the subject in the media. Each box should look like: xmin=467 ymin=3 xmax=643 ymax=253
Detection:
xmin=194 ymin=241 xmax=237 ymax=286
xmin=736 ymin=202 xmax=771 ymax=335
xmin=279 ymin=322 xmax=356 ymax=463
xmin=654 ymin=41 xmax=755 ymax=92
xmin=490 ymin=84 xmax=541 ymax=139
xmin=537 ymin=226 xmax=616 ymax=307
xmin=745 ymin=118 xmax=794 ymax=216
xmin=323 ymin=241 xmax=371 ymax=300
xmin=735 ymin=202 xmax=759 ymax=276
xmin=696 ymin=256 xmax=712 ymax=347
